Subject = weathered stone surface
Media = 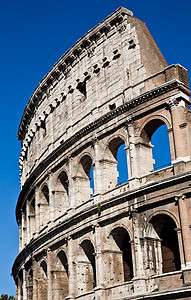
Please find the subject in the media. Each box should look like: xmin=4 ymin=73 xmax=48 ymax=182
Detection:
xmin=13 ymin=7 xmax=191 ymax=300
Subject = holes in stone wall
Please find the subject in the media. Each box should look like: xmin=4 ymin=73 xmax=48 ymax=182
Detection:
xmin=109 ymin=103 xmax=116 ymax=110
xmin=76 ymin=79 xmax=87 ymax=97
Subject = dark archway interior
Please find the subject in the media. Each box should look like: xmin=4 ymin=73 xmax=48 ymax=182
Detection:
xmin=150 ymin=214 xmax=181 ymax=273
xmin=58 ymin=171 xmax=69 ymax=196
xmin=112 ymin=227 xmax=133 ymax=281
xmin=81 ymin=240 xmax=96 ymax=288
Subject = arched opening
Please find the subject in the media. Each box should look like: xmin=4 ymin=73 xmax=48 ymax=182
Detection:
xmin=110 ymin=227 xmax=133 ymax=283
xmin=117 ymin=143 xmax=128 ymax=184
xmin=140 ymin=119 xmax=171 ymax=176
xmin=55 ymin=171 xmax=70 ymax=218
xmin=76 ymin=155 xmax=94 ymax=204
xmin=90 ymin=165 xmax=94 ymax=196
xmin=40 ymin=184 xmax=49 ymax=229
xmin=76 ymin=240 xmax=96 ymax=294
xmin=38 ymin=260 xmax=47 ymax=300
xmin=42 ymin=185 xmax=49 ymax=204
xmin=52 ymin=251 xmax=69 ymax=299
xmin=58 ymin=171 xmax=69 ymax=197
xmin=28 ymin=192 xmax=35 ymax=240
xmin=151 ymin=124 xmax=171 ymax=170
xmin=104 ymin=137 xmax=128 ymax=190
xmin=148 ymin=214 xmax=181 ymax=274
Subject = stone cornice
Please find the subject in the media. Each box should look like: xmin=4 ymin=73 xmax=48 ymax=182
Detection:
xmin=17 ymin=7 xmax=133 ymax=141
xmin=16 ymin=79 xmax=188 ymax=222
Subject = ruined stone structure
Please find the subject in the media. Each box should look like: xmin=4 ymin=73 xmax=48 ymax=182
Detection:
xmin=13 ymin=7 xmax=191 ymax=300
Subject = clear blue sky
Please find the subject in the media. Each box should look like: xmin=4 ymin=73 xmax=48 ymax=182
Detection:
xmin=0 ymin=0 xmax=190 ymax=295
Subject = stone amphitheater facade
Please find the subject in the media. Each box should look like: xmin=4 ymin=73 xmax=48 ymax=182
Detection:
xmin=13 ymin=7 xmax=191 ymax=300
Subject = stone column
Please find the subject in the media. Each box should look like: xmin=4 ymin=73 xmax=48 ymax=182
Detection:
xmin=67 ymin=237 xmax=75 ymax=299
xmin=176 ymin=195 xmax=191 ymax=268
xmin=47 ymin=248 xmax=53 ymax=300
xmin=68 ymin=157 xmax=75 ymax=210
xmin=126 ymin=121 xmax=140 ymax=189
xmin=93 ymin=224 xmax=106 ymax=299
xmin=26 ymin=200 xmax=30 ymax=244
xmin=93 ymin=140 xmax=103 ymax=195
xmin=35 ymin=186 xmax=40 ymax=234
xmin=22 ymin=266 xmax=27 ymax=300
xmin=167 ymin=98 xmax=189 ymax=161
xmin=48 ymin=173 xmax=55 ymax=225
xmin=131 ymin=209 xmax=146 ymax=293
xmin=17 ymin=275 xmax=21 ymax=300
xmin=32 ymin=257 xmax=38 ymax=300
xmin=21 ymin=210 xmax=25 ymax=249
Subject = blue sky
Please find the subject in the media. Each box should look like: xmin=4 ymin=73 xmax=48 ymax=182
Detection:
xmin=0 ymin=0 xmax=190 ymax=295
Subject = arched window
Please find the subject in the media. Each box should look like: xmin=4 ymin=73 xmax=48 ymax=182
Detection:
xmin=76 ymin=240 xmax=96 ymax=294
xmin=104 ymin=137 xmax=128 ymax=190
xmin=28 ymin=192 xmax=35 ymax=240
xmin=148 ymin=214 xmax=181 ymax=274
xmin=151 ymin=124 xmax=171 ymax=170
xmin=140 ymin=119 xmax=171 ymax=176
xmin=40 ymin=184 xmax=49 ymax=229
xmin=42 ymin=185 xmax=49 ymax=204
xmin=52 ymin=251 xmax=69 ymax=299
xmin=90 ymin=165 xmax=94 ymax=196
xmin=76 ymin=155 xmax=94 ymax=204
xmin=117 ymin=143 xmax=128 ymax=184
xmin=55 ymin=171 xmax=69 ymax=218
xmin=58 ymin=171 xmax=69 ymax=197
xmin=110 ymin=227 xmax=133 ymax=283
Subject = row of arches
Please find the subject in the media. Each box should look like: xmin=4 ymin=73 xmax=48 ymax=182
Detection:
xmin=17 ymin=213 xmax=181 ymax=299
xmin=20 ymin=118 xmax=172 ymax=243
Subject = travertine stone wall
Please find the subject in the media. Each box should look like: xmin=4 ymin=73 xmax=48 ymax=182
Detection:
xmin=13 ymin=7 xmax=191 ymax=300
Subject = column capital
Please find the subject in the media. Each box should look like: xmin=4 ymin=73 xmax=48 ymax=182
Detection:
xmin=166 ymin=98 xmax=181 ymax=109
xmin=175 ymin=194 xmax=186 ymax=202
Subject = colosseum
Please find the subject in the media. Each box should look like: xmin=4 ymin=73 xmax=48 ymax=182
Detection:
xmin=12 ymin=6 xmax=191 ymax=300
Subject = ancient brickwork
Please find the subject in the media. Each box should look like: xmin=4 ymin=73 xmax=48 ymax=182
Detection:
xmin=13 ymin=7 xmax=191 ymax=300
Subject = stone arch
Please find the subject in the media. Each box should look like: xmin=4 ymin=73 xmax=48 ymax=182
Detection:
xmin=139 ymin=115 xmax=171 ymax=136
xmin=146 ymin=213 xmax=181 ymax=275
xmin=54 ymin=170 xmax=70 ymax=218
xmin=76 ymin=239 xmax=96 ymax=295
xmin=147 ymin=209 xmax=179 ymax=228
xmin=103 ymin=135 xmax=128 ymax=190
xmin=138 ymin=116 xmax=172 ymax=176
xmin=75 ymin=153 xmax=94 ymax=204
xmin=52 ymin=250 xmax=69 ymax=300
xmin=107 ymin=226 xmax=133 ymax=284
xmin=107 ymin=223 xmax=132 ymax=241
xmin=39 ymin=183 xmax=49 ymax=229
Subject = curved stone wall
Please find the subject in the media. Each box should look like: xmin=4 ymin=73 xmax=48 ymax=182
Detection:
xmin=13 ymin=7 xmax=191 ymax=300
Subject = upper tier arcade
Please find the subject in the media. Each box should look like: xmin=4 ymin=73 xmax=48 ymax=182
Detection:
xmin=17 ymin=6 xmax=175 ymax=187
